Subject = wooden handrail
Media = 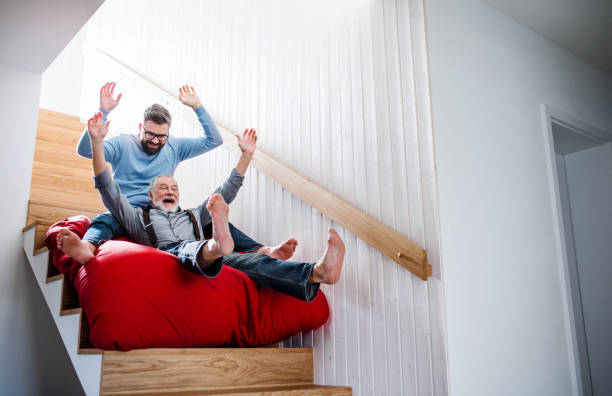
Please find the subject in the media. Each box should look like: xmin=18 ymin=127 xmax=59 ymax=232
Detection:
xmin=97 ymin=49 xmax=432 ymax=280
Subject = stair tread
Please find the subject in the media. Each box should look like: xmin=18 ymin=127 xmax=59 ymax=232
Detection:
xmin=100 ymin=348 xmax=314 ymax=395
xmin=102 ymin=384 xmax=353 ymax=395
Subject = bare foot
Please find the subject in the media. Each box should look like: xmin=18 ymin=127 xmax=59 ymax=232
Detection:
xmin=309 ymin=228 xmax=345 ymax=284
xmin=258 ymin=238 xmax=298 ymax=260
xmin=205 ymin=193 xmax=234 ymax=256
xmin=56 ymin=228 xmax=96 ymax=264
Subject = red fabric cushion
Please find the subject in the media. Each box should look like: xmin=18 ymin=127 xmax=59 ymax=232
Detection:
xmin=45 ymin=216 xmax=329 ymax=350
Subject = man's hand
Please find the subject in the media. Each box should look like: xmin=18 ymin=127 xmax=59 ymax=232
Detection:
xmin=99 ymin=82 xmax=123 ymax=112
xmin=178 ymin=85 xmax=202 ymax=109
xmin=87 ymin=112 xmax=110 ymax=142
xmin=237 ymin=128 xmax=257 ymax=158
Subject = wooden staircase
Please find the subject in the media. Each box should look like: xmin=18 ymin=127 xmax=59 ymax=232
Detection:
xmin=23 ymin=109 xmax=352 ymax=395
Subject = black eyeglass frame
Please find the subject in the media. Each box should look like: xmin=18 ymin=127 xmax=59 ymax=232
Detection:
xmin=143 ymin=130 xmax=169 ymax=142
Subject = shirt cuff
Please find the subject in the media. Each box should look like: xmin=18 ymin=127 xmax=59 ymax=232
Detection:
xmin=193 ymin=106 xmax=206 ymax=117
xmin=229 ymin=168 xmax=245 ymax=183
xmin=93 ymin=168 xmax=113 ymax=189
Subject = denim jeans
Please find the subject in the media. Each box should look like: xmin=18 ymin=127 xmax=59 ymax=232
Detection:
xmin=82 ymin=211 xmax=125 ymax=246
xmin=204 ymin=222 xmax=319 ymax=302
xmin=163 ymin=239 xmax=223 ymax=278
xmin=222 ymin=252 xmax=319 ymax=302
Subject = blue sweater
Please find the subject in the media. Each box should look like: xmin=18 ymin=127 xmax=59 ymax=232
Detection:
xmin=77 ymin=106 xmax=223 ymax=207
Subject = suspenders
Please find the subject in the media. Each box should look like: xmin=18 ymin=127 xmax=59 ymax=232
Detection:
xmin=142 ymin=206 xmax=202 ymax=248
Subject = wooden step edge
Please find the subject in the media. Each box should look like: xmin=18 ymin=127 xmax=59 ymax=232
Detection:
xmin=37 ymin=118 xmax=84 ymax=128
xmin=39 ymin=108 xmax=82 ymax=121
xmin=34 ymin=246 xmax=48 ymax=256
xmin=46 ymin=273 xmax=64 ymax=283
xmin=60 ymin=307 xmax=83 ymax=316
xmin=23 ymin=221 xmax=38 ymax=232
xmin=100 ymin=385 xmax=352 ymax=396
xmin=29 ymin=199 xmax=102 ymax=214
xmin=79 ymin=347 xmax=103 ymax=355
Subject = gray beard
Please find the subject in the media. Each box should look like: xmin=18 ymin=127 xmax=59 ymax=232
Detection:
xmin=152 ymin=198 xmax=179 ymax=213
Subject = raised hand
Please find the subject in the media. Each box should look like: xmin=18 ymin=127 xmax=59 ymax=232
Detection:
xmin=237 ymin=128 xmax=257 ymax=157
xmin=87 ymin=112 xmax=110 ymax=142
xmin=178 ymin=84 xmax=201 ymax=109
xmin=99 ymin=82 xmax=123 ymax=112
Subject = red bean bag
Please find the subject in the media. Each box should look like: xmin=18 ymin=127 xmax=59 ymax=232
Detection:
xmin=44 ymin=216 xmax=329 ymax=350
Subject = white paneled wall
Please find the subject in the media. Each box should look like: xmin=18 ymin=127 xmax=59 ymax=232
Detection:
xmin=80 ymin=1 xmax=447 ymax=394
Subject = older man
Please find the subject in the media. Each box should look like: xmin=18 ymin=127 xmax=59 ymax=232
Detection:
xmin=59 ymin=112 xmax=345 ymax=302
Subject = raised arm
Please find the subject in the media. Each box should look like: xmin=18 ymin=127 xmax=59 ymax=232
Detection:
xmin=87 ymin=113 xmax=143 ymax=238
xmin=87 ymin=112 xmax=110 ymax=177
xmin=213 ymin=128 xmax=257 ymax=201
xmin=174 ymin=85 xmax=223 ymax=161
xmin=197 ymin=129 xmax=257 ymax=225
xmin=77 ymin=82 xmax=122 ymax=159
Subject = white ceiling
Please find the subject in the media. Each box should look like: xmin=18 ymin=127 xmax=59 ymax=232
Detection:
xmin=1 ymin=0 xmax=610 ymax=76
xmin=0 ymin=0 xmax=103 ymax=73
xmin=483 ymin=0 xmax=612 ymax=75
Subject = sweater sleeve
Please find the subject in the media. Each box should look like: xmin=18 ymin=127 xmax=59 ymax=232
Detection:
xmin=174 ymin=105 xmax=223 ymax=161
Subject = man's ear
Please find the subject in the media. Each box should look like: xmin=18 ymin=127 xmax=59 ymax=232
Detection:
xmin=148 ymin=190 xmax=153 ymax=201
xmin=139 ymin=123 xmax=143 ymax=137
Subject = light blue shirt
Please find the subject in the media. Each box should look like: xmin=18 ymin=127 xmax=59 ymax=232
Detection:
xmin=77 ymin=106 xmax=222 ymax=207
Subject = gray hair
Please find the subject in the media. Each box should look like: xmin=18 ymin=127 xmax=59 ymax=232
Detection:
xmin=143 ymin=104 xmax=172 ymax=126
xmin=148 ymin=174 xmax=174 ymax=194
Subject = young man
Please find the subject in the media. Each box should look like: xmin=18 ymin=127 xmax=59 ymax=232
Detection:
xmin=59 ymin=112 xmax=345 ymax=302
xmin=71 ymin=82 xmax=297 ymax=264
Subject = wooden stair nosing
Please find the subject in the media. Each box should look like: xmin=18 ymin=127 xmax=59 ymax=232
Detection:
xmin=100 ymin=384 xmax=353 ymax=395
xmin=23 ymin=221 xmax=38 ymax=232
xmin=29 ymin=199 xmax=103 ymax=214
xmin=34 ymin=246 xmax=48 ymax=256
xmin=39 ymin=107 xmax=82 ymax=121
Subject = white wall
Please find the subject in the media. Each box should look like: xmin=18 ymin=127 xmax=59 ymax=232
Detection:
xmin=40 ymin=25 xmax=88 ymax=116
xmin=424 ymin=0 xmax=612 ymax=395
xmin=79 ymin=1 xmax=447 ymax=395
xmin=0 ymin=63 xmax=83 ymax=395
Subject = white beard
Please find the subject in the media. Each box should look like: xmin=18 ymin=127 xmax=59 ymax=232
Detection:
xmin=152 ymin=197 xmax=179 ymax=213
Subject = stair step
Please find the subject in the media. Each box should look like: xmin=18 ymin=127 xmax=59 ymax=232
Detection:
xmin=46 ymin=251 xmax=62 ymax=282
xmin=39 ymin=108 xmax=82 ymax=122
xmin=60 ymin=276 xmax=80 ymax=315
xmin=100 ymin=348 xmax=314 ymax=395
xmin=30 ymin=188 xmax=104 ymax=213
xmin=38 ymin=108 xmax=84 ymax=130
xmin=107 ymin=384 xmax=353 ymax=395
xmin=28 ymin=200 xmax=102 ymax=225
xmin=79 ymin=312 xmax=102 ymax=354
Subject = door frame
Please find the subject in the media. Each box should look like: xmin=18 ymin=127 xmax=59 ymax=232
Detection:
xmin=541 ymin=104 xmax=611 ymax=396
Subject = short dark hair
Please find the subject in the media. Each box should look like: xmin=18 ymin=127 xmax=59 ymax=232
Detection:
xmin=143 ymin=104 xmax=171 ymax=126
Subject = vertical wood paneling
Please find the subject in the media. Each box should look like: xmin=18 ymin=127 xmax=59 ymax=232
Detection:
xmin=81 ymin=1 xmax=447 ymax=394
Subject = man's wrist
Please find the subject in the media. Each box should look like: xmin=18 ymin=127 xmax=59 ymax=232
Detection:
xmin=240 ymin=152 xmax=254 ymax=160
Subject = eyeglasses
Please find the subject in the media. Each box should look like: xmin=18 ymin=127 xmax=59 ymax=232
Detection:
xmin=144 ymin=131 xmax=169 ymax=142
